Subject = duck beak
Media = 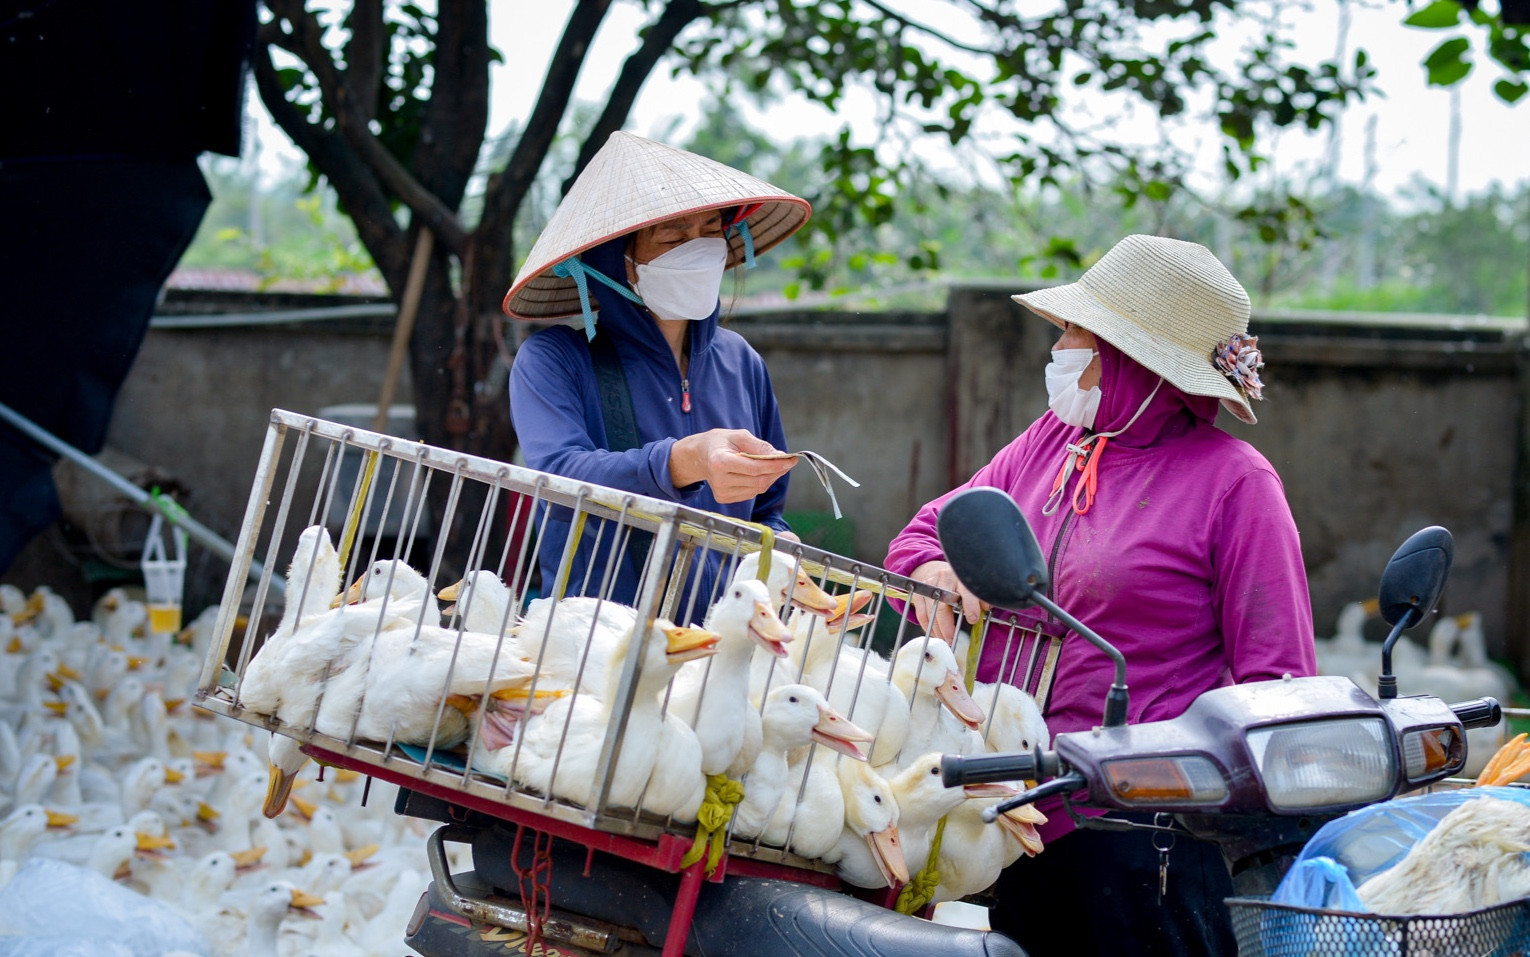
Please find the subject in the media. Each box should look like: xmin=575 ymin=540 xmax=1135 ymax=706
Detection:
xmin=54 ymin=754 xmax=75 ymax=771
xmin=163 ymin=766 xmax=186 ymax=784
xmin=263 ymin=762 xmax=299 ymax=819
xmin=231 ymin=845 xmax=267 ymax=871
xmin=934 ymin=671 xmax=986 ymax=730
xmin=810 ymin=704 xmax=874 ymax=761
xmin=748 ymin=602 xmax=792 ymax=658
xmin=56 ymin=663 xmax=81 ymax=681
xmin=345 ymin=843 xmax=380 ymax=868
xmin=126 ymin=656 xmax=149 ymax=671
xmin=5 ymin=635 xmax=22 ymax=653
xmin=664 ymin=624 xmax=720 ymax=665
xmin=868 ymin=824 xmax=909 ymax=887
xmin=437 ymin=581 xmax=463 ymax=602
xmin=289 ymin=887 xmax=326 ymax=916
xmin=995 ymin=807 xmax=1047 ymax=857
xmin=197 ymin=800 xmax=221 ymax=825
xmin=42 ymin=700 xmax=68 ymax=716
xmin=790 ymin=571 xmax=836 ymax=615
xmin=962 ymin=782 xmax=1019 ymax=800
xmin=289 ymin=793 xmax=318 ymax=820
xmin=828 ymin=589 xmax=876 ymax=628
xmin=193 ymin=749 xmax=227 ymax=771
xmin=44 ymin=808 xmax=78 ymax=828
xmin=136 ymin=832 xmax=176 ymax=854
xmin=338 ymin=578 xmax=367 ymax=607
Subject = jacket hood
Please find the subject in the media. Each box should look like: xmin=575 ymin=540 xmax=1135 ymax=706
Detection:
xmin=582 ymin=236 xmax=719 ymax=363
xmin=1091 ymin=335 xmax=1219 ymax=446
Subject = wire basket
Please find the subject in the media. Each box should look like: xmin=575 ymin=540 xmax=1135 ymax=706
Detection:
xmin=1227 ymin=895 xmax=1530 ymax=956
xmin=193 ymin=409 xmax=969 ymax=869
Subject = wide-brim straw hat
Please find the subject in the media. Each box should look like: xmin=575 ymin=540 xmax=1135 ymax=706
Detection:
xmin=1012 ymin=234 xmax=1261 ymax=425
xmin=503 ymin=131 xmax=812 ymax=320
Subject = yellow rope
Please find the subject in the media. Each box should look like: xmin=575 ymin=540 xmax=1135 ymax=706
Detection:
xmin=679 ymin=773 xmax=745 ymax=877
xmin=895 ymin=815 xmax=949 ymax=914
xmin=336 ymin=449 xmax=379 ymax=571
xmin=964 ymin=607 xmax=986 ymax=693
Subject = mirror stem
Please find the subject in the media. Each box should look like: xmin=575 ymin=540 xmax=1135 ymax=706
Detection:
xmin=1377 ymin=607 xmax=1420 ymax=700
xmin=1031 ymin=592 xmax=1129 ymax=727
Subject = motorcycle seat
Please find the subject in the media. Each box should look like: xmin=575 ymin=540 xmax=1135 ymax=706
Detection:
xmin=471 ymin=828 xmax=1027 ymax=957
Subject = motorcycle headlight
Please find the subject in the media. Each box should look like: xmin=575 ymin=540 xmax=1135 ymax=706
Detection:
xmin=1247 ymin=717 xmax=1396 ymax=811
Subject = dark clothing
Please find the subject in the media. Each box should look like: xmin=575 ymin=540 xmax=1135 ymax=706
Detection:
xmin=0 ymin=0 xmax=256 ymax=573
xmin=508 ymin=236 xmax=791 ymax=610
xmin=989 ymin=818 xmax=1237 ymax=957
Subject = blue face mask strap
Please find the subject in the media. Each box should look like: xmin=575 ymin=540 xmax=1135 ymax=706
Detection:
xmin=552 ymin=256 xmax=643 ymax=340
xmin=725 ymin=219 xmax=756 ymax=269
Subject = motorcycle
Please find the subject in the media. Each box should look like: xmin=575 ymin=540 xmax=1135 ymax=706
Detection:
xmin=394 ymin=486 xmax=1499 ymax=957
xmin=936 ymin=486 xmax=1501 ymax=904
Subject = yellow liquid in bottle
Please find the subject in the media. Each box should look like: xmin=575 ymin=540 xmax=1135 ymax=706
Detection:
xmin=148 ymin=603 xmax=182 ymax=634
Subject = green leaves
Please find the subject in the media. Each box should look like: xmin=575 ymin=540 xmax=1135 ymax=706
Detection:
xmin=1422 ymin=36 xmax=1474 ymax=86
xmin=1404 ymin=1 xmax=1464 ymax=29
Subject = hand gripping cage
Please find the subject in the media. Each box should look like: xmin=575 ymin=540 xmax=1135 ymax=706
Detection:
xmin=192 ymin=409 xmax=975 ymax=876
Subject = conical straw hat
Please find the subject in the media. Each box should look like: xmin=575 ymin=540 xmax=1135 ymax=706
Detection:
xmin=1011 ymin=234 xmax=1263 ymax=424
xmin=503 ymin=131 xmax=812 ymax=320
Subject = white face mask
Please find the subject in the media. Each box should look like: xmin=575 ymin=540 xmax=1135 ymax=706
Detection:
xmin=630 ymin=237 xmax=728 ymax=320
xmin=1045 ymin=347 xmax=1102 ymax=429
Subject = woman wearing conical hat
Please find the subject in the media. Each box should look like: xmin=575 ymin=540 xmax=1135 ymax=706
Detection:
xmin=884 ymin=235 xmax=1316 ymax=957
xmin=505 ymin=132 xmax=811 ymax=605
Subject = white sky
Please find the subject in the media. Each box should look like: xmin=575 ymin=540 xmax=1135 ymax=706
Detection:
xmin=250 ymin=1 xmax=1529 ymax=203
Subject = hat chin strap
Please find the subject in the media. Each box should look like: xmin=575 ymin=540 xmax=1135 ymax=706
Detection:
xmin=1042 ymin=376 xmax=1163 ymax=517
xmin=552 ymin=256 xmax=644 ymax=340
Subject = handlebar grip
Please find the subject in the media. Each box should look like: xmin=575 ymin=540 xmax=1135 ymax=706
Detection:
xmin=941 ymin=750 xmax=1037 ymax=788
xmin=1452 ymin=696 xmax=1502 ymax=730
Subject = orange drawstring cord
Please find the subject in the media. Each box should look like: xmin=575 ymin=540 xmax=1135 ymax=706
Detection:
xmin=1048 ymin=435 xmax=1110 ymax=516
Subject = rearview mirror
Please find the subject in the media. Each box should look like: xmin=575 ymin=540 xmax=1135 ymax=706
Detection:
xmin=1377 ymin=526 xmax=1453 ymax=630
xmin=935 ymin=487 xmax=1049 ymax=610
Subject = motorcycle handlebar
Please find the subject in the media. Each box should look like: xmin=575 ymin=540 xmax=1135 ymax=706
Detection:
xmin=1451 ymin=696 xmax=1502 ymax=730
xmin=941 ymin=749 xmax=1055 ymax=788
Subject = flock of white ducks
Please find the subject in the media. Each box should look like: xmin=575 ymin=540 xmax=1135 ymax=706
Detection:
xmin=239 ymin=531 xmax=1051 ymax=899
xmin=0 ymin=530 xmax=1055 ymax=955
xmin=0 ymin=579 xmax=440 ymax=956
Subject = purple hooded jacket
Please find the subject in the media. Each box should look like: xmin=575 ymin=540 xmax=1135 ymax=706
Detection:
xmin=885 ymin=337 xmax=1315 ymax=841
xmin=509 ymin=235 xmax=791 ymax=606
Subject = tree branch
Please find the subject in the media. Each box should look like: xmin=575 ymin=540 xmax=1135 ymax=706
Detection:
xmin=252 ymin=27 xmax=409 ymax=286
xmin=344 ymin=0 xmax=384 ymax=122
xmin=476 ymin=0 xmax=613 ymax=268
xmin=568 ymin=0 xmax=705 ymax=190
xmin=264 ymin=0 xmax=469 ymax=254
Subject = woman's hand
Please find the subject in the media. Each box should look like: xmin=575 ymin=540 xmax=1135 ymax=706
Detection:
xmin=670 ymin=429 xmax=797 ymax=504
xmin=909 ymin=559 xmax=986 ymax=644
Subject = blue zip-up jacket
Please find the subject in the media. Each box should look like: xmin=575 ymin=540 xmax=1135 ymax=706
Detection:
xmin=508 ymin=235 xmax=791 ymax=612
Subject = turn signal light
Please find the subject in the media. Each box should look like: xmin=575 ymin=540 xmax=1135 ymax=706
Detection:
xmin=1102 ymin=755 xmax=1228 ymax=806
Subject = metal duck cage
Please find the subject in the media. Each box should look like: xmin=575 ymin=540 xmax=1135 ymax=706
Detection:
xmin=193 ymin=409 xmax=977 ymax=877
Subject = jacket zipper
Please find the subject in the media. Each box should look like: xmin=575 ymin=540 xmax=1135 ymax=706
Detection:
xmin=681 ymin=376 xmax=691 ymax=414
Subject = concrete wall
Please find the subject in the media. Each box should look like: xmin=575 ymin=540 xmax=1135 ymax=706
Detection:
xmin=7 ymin=288 xmax=1526 ymax=678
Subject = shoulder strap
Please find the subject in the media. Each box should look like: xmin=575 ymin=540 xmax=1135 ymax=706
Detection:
xmin=588 ymin=329 xmax=642 ymax=452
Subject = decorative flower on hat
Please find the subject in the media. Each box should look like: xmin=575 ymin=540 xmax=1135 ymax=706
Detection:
xmin=1213 ymin=333 xmax=1264 ymax=401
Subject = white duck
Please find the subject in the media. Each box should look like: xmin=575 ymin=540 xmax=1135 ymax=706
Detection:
xmin=667 ymin=577 xmax=791 ymax=778
xmin=239 ymin=525 xmax=347 ymax=720
xmin=933 ymin=788 xmax=1048 ymax=903
xmin=732 ymin=684 xmax=871 ymax=841
xmin=1314 ymin=598 xmax=1380 ymax=680
xmin=972 ymin=680 xmax=1049 ymax=756
xmin=823 ymin=756 xmax=909 ymax=888
xmin=311 ymin=564 xmax=539 ymax=756
xmin=477 ymin=617 xmax=718 ymax=813
xmin=884 ymin=635 xmax=986 ymax=772
xmin=868 ymin=753 xmax=976 ymax=888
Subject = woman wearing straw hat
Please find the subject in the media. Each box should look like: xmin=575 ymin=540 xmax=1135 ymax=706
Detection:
xmin=504 ymin=132 xmax=810 ymax=604
xmin=884 ymin=235 xmax=1316 ymax=956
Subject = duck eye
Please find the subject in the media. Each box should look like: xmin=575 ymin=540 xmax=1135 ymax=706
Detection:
xmin=873 ymin=795 xmax=882 ymax=804
xmin=929 ymin=766 xmax=940 ymax=776
xmin=788 ymin=695 xmax=799 ymax=703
